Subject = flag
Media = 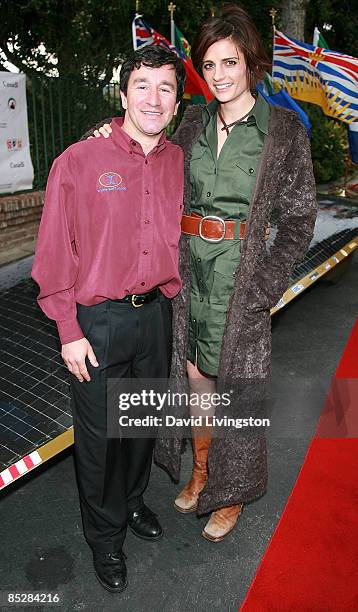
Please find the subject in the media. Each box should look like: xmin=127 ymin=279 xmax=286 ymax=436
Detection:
xmin=312 ymin=28 xmax=358 ymax=164
xmin=132 ymin=14 xmax=154 ymax=50
xmin=174 ymin=24 xmax=191 ymax=58
xmin=347 ymin=122 xmax=358 ymax=163
xmin=256 ymin=73 xmax=312 ymax=135
xmin=312 ymin=27 xmax=329 ymax=49
xmin=173 ymin=24 xmax=206 ymax=104
xmin=131 ymin=15 xmax=213 ymax=102
xmin=272 ymin=28 xmax=358 ymax=124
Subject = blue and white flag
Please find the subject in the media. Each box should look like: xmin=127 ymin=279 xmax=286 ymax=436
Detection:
xmin=273 ymin=29 xmax=358 ymax=124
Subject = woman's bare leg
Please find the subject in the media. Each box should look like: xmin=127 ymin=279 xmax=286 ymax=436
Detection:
xmin=173 ymin=360 xmax=215 ymax=512
xmin=186 ymin=359 xmax=216 ymax=420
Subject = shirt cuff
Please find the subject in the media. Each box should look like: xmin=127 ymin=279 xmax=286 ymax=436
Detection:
xmin=56 ymin=318 xmax=84 ymax=346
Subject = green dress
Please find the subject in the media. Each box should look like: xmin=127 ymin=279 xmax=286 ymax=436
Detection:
xmin=187 ymin=94 xmax=270 ymax=376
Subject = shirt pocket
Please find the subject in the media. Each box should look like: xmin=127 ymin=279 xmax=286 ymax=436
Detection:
xmin=190 ymin=146 xmax=206 ymax=163
xmin=209 ymin=257 xmax=238 ymax=312
xmin=190 ymin=147 xmax=209 ymax=200
xmin=190 ymin=147 xmax=206 ymax=177
xmin=232 ymin=160 xmax=257 ymax=200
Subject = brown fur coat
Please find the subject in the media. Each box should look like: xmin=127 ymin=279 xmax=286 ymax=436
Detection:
xmin=154 ymin=104 xmax=317 ymax=514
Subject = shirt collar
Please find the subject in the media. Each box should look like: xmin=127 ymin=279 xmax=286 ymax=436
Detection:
xmin=111 ymin=116 xmax=167 ymax=155
xmin=250 ymin=93 xmax=270 ymax=135
xmin=203 ymin=90 xmax=270 ymax=135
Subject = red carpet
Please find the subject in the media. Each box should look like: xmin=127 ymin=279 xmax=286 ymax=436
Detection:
xmin=240 ymin=320 xmax=358 ymax=612
xmin=335 ymin=319 xmax=358 ymax=378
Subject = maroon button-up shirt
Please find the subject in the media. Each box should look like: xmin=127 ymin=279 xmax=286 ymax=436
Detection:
xmin=32 ymin=118 xmax=184 ymax=344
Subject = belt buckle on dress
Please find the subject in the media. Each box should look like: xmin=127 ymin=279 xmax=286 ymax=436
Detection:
xmin=198 ymin=215 xmax=226 ymax=243
xmin=131 ymin=294 xmax=144 ymax=308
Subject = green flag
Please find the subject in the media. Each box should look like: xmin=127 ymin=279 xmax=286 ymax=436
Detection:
xmin=313 ymin=27 xmax=329 ymax=49
xmin=174 ymin=24 xmax=191 ymax=57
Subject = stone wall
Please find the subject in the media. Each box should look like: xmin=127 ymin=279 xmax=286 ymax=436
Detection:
xmin=0 ymin=191 xmax=44 ymax=265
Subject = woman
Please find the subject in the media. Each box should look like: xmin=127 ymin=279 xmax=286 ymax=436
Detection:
xmin=88 ymin=4 xmax=317 ymax=542
xmin=154 ymin=3 xmax=316 ymax=542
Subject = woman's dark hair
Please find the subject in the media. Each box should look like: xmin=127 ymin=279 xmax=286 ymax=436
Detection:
xmin=191 ymin=3 xmax=271 ymax=90
xmin=120 ymin=46 xmax=186 ymax=102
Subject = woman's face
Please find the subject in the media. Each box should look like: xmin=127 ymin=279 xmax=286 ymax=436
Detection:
xmin=202 ymin=37 xmax=249 ymax=104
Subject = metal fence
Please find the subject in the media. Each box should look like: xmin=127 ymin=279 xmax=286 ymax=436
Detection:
xmin=27 ymin=74 xmax=122 ymax=189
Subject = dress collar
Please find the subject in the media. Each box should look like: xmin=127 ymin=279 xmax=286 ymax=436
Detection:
xmin=203 ymin=91 xmax=270 ymax=135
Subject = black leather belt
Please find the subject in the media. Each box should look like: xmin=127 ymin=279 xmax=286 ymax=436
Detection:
xmin=112 ymin=287 xmax=159 ymax=308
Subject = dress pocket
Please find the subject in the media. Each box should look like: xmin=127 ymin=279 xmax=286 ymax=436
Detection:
xmin=232 ymin=160 xmax=257 ymax=198
xmin=190 ymin=147 xmax=209 ymax=201
xmin=190 ymin=147 xmax=206 ymax=179
xmin=209 ymin=257 xmax=238 ymax=311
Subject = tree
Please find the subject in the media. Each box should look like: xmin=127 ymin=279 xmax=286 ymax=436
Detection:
xmin=306 ymin=0 xmax=358 ymax=56
xmin=0 ymin=0 xmax=133 ymax=83
xmin=1 ymin=0 xmax=357 ymax=82
xmin=0 ymin=0 xmax=284 ymax=80
xmin=280 ymin=0 xmax=311 ymax=40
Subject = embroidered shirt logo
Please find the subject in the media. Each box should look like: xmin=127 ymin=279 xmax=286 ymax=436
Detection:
xmin=97 ymin=171 xmax=127 ymax=192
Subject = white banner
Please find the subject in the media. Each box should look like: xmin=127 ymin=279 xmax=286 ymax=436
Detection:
xmin=0 ymin=72 xmax=34 ymax=194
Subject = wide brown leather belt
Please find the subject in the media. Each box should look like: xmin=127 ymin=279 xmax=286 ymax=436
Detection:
xmin=181 ymin=212 xmax=245 ymax=242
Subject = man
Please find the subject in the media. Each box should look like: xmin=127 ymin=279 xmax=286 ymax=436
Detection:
xmin=32 ymin=46 xmax=186 ymax=593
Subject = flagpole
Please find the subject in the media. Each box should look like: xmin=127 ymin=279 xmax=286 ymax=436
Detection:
xmin=269 ymin=8 xmax=277 ymax=80
xmin=168 ymin=2 xmax=176 ymax=46
xmin=132 ymin=1 xmax=141 ymax=50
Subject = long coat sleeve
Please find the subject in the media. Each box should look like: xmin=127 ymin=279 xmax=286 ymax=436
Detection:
xmin=247 ymin=117 xmax=317 ymax=312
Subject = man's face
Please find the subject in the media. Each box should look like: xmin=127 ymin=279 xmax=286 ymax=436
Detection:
xmin=120 ymin=64 xmax=179 ymax=145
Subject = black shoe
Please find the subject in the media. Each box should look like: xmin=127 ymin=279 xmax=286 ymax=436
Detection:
xmin=128 ymin=504 xmax=163 ymax=541
xmin=93 ymin=550 xmax=128 ymax=593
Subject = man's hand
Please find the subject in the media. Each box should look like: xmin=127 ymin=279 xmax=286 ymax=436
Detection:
xmin=61 ymin=338 xmax=99 ymax=382
xmin=87 ymin=123 xmax=112 ymax=139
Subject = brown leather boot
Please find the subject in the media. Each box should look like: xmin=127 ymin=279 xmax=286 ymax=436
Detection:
xmin=202 ymin=504 xmax=243 ymax=542
xmin=173 ymin=432 xmax=211 ymax=513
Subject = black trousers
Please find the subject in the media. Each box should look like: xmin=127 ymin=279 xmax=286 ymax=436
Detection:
xmin=70 ymin=293 xmax=172 ymax=552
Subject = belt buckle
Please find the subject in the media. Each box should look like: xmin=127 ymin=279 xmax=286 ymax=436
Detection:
xmin=198 ymin=215 xmax=226 ymax=243
xmin=131 ymin=294 xmax=144 ymax=308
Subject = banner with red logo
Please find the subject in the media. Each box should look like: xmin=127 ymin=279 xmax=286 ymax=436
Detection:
xmin=0 ymin=72 xmax=34 ymax=194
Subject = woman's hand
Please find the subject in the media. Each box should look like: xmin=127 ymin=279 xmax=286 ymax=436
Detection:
xmin=265 ymin=222 xmax=270 ymax=241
